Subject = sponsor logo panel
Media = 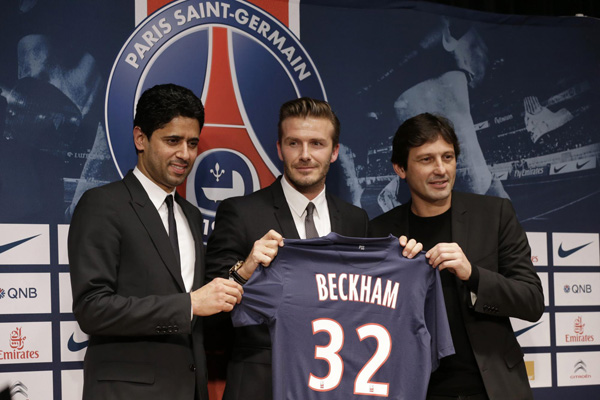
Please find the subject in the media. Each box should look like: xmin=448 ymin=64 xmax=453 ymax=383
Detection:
xmin=0 ymin=225 xmax=50 ymax=265
xmin=60 ymin=321 xmax=89 ymax=362
xmin=0 ymin=273 xmax=51 ymax=314
xmin=527 ymin=232 xmax=548 ymax=267
xmin=549 ymin=157 xmax=597 ymax=175
xmin=552 ymin=233 xmax=599 ymax=266
xmin=555 ymin=313 xmax=599 ymax=347
xmin=524 ymin=353 xmax=552 ymax=388
xmin=59 ymin=272 xmax=73 ymax=314
xmin=512 ymin=313 xmax=550 ymax=347
xmin=0 ymin=370 xmax=53 ymax=399
xmin=0 ymin=322 xmax=52 ymax=364
xmin=58 ymin=224 xmax=70 ymax=265
xmin=554 ymin=273 xmax=600 ymax=306
xmin=62 ymin=369 xmax=84 ymax=400
xmin=557 ymin=352 xmax=600 ymax=387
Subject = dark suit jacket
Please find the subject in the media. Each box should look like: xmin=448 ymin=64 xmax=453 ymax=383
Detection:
xmin=69 ymin=171 xmax=209 ymax=400
xmin=369 ymin=191 xmax=544 ymax=400
xmin=205 ymin=177 xmax=369 ymax=400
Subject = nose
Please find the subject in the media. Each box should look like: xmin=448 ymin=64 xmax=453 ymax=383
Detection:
xmin=433 ymin=157 xmax=447 ymax=175
xmin=300 ymin=143 xmax=311 ymax=161
xmin=177 ymin=143 xmax=191 ymax=161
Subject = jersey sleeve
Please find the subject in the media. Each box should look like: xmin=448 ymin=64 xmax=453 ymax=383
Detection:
xmin=231 ymin=261 xmax=284 ymax=328
xmin=425 ymin=268 xmax=455 ymax=371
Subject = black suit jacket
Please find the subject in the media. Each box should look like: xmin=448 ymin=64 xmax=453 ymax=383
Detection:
xmin=205 ymin=177 xmax=369 ymax=400
xmin=369 ymin=191 xmax=544 ymax=400
xmin=69 ymin=171 xmax=209 ymax=400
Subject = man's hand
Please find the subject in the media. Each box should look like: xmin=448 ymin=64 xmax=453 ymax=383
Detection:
xmin=398 ymin=235 xmax=423 ymax=258
xmin=426 ymin=242 xmax=472 ymax=280
xmin=191 ymin=278 xmax=243 ymax=316
xmin=238 ymin=230 xmax=284 ymax=280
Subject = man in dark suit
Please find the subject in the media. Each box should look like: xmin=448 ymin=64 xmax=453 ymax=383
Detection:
xmin=206 ymin=98 xmax=420 ymax=400
xmin=68 ymin=84 xmax=243 ymax=400
xmin=369 ymin=113 xmax=544 ymax=400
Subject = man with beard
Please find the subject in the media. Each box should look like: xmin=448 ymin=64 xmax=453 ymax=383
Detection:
xmin=69 ymin=84 xmax=243 ymax=400
xmin=205 ymin=97 xmax=420 ymax=400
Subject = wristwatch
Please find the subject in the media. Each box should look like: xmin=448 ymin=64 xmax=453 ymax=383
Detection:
xmin=229 ymin=260 xmax=248 ymax=285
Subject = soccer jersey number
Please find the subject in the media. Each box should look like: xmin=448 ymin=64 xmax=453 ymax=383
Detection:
xmin=308 ymin=318 xmax=391 ymax=396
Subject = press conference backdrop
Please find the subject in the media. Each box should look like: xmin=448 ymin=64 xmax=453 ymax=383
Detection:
xmin=0 ymin=0 xmax=598 ymax=398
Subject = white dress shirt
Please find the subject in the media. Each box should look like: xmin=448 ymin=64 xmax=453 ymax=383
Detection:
xmin=280 ymin=175 xmax=331 ymax=239
xmin=133 ymin=167 xmax=195 ymax=292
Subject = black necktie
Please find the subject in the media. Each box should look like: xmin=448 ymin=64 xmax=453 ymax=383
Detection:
xmin=305 ymin=202 xmax=319 ymax=239
xmin=165 ymin=195 xmax=180 ymax=265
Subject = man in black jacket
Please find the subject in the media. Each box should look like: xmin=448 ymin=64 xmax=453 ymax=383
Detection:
xmin=369 ymin=112 xmax=544 ymax=400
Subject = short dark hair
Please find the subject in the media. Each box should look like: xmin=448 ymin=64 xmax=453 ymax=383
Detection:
xmin=133 ymin=83 xmax=205 ymax=141
xmin=390 ymin=113 xmax=460 ymax=169
xmin=278 ymin=97 xmax=340 ymax=147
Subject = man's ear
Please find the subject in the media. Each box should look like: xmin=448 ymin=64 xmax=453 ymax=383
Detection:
xmin=393 ymin=163 xmax=406 ymax=179
xmin=330 ymin=143 xmax=340 ymax=163
xmin=133 ymin=126 xmax=146 ymax=152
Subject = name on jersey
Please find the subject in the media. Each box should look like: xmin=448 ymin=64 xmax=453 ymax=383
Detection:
xmin=315 ymin=273 xmax=400 ymax=309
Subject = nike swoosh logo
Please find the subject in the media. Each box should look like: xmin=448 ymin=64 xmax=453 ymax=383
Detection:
xmin=0 ymin=235 xmax=41 ymax=254
xmin=576 ymin=161 xmax=590 ymax=169
xmin=68 ymin=333 xmax=89 ymax=352
xmin=514 ymin=321 xmax=543 ymax=337
xmin=558 ymin=242 xmax=592 ymax=258
xmin=553 ymin=165 xmax=566 ymax=173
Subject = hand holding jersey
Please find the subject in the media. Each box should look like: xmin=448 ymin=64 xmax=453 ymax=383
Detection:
xmin=426 ymin=242 xmax=472 ymax=281
xmin=238 ymin=229 xmax=423 ymax=283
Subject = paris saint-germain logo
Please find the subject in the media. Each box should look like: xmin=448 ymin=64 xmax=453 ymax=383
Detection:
xmin=105 ymin=0 xmax=326 ymax=238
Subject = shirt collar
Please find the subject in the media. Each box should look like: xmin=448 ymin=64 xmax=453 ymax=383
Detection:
xmin=280 ymin=175 xmax=327 ymax=218
xmin=133 ymin=167 xmax=176 ymax=210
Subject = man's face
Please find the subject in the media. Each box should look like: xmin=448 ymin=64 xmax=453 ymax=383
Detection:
xmin=394 ymin=136 xmax=456 ymax=215
xmin=134 ymin=116 xmax=200 ymax=193
xmin=277 ymin=116 xmax=339 ymax=199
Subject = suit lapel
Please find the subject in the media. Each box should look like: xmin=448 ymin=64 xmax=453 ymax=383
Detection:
xmin=451 ymin=192 xmax=469 ymax=255
xmin=124 ymin=172 xmax=186 ymax=292
xmin=271 ymin=178 xmax=301 ymax=239
xmin=450 ymin=192 xmax=472 ymax=302
xmin=327 ymin=192 xmax=342 ymax=234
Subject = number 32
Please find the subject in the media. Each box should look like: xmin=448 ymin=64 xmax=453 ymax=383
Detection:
xmin=308 ymin=318 xmax=392 ymax=396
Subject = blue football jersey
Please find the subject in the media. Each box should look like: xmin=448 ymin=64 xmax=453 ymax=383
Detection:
xmin=232 ymin=233 xmax=454 ymax=399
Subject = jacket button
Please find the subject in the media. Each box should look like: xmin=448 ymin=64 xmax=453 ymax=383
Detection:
xmin=189 ymin=364 xmax=196 ymax=372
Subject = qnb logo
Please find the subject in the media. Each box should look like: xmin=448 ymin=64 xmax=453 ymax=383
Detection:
xmin=0 ymin=287 xmax=38 ymax=300
xmin=563 ymin=284 xmax=593 ymax=294
xmin=570 ymin=360 xmax=592 ymax=379
xmin=565 ymin=316 xmax=595 ymax=343
xmin=0 ymin=327 xmax=40 ymax=361
xmin=10 ymin=381 xmax=28 ymax=399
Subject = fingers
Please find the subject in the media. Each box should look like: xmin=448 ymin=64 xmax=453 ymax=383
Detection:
xmin=399 ymin=236 xmax=423 ymax=259
xmin=264 ymin=229 xmax=284 ymax=247
xmin=425 ymin=243 xmax=471 ymax=280
xmin=192 ymin=278 xmax=244 ymax=316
